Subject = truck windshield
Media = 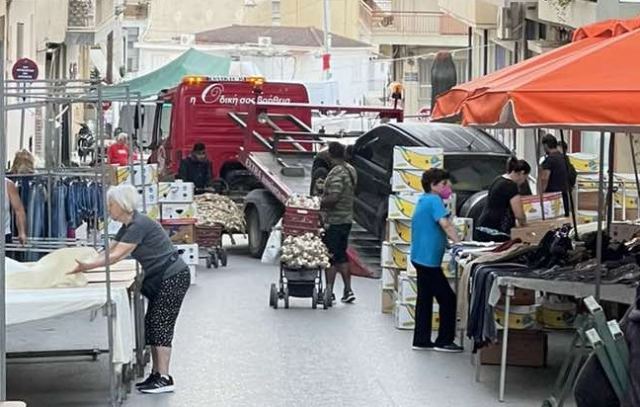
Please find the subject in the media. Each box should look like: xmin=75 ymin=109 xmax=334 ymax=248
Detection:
xmin=445 ymin=155 xmax=508 ymax=192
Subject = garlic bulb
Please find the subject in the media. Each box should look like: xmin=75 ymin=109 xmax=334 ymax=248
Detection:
xmin=285 ymin=194 xmax=321 ymax=210
xmin=280 ymin=233 xmax=330 ymax=269
xmin=194 ymin=193 xmax=245 ymax=232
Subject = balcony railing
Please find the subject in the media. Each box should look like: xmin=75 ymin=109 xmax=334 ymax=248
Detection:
xmin=361 ymin=5 xmax=468 ymax=37
xmin=68 ymin=0 xmax=96 ymax=29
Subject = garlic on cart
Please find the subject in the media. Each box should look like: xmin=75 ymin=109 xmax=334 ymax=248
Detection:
xmin=285 ymin=194 xmax=321 ymax=210
xmin=280 ymin=233 xmax=330 ymax=269
xmin=194 ymin=193 xmax=246 ymax=232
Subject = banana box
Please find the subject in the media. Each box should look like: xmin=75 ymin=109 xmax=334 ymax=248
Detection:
xmin=136 ymin=184 xmax=159 ymax=205
xmin=394 ymin=302 xmax=440 ymax=330
xmin=453 ymin=217 xmax=473 ymax=241
xmin=568 ymin=153 xmax=599 ymax=173
xmin=144 ymin=204 xmax=161 ymax=221
xmin=161 ymin=203 xmax=198 ymax=224
xmin=381 ymin=242 xmax=410 ymax=269
xmin=393 ymin=147 xmax=444 ymax=170
xmin=388 ymin=193 xmax=420 ymax=219
xmin=382 ymin=267 xmax=399 ymax=290
xmin=392 ymin=169 xmax=425 ymax=193
xmin=578 ymin=210 xmax=598 ymax=224
xmin=521 ymin=192 xmax=564 ymax=221
xmin=109 ymin=164 xmax=159 ymax=186
xmin=159 ymin=181 xmax=195 ymax=203
xmin=398 ymin=273 xmax=418 ymax=305
xmin=388 ymin=219 xmax=412 ymax=244
xmin=175 ymin=243 xmax=199 ymax=265
xmin=381 ymin=288 xmax=397 ymax=314
xmin=614 ymin=190 xmax=638 ymax=209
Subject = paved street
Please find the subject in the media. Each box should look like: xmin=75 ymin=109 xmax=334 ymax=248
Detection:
xmin=7 ymin=244 xmax=574 ymax=407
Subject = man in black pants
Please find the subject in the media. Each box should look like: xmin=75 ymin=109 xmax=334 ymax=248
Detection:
xmin=539 ymin=134 xmax=571 ymax=216
xmin=410 ymin=168 xmax=462 ymax=352
xmin=321 ymin=142 xmax=357 ymax=305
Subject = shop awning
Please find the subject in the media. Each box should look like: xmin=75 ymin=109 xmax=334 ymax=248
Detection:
xmin=432 ymin=17 xmax=640 ymax=130
xmin=106 ymin=48 xmax=231 ymax=99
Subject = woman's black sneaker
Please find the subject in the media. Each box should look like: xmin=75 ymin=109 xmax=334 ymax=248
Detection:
xmin=341 ymin=290 xmax=356 ymax=303
xmin=434 ymin=343 xmax=464 ymax=353
xmin=135 ymin=372 xmax=159 ymax=388
xmin=138 ymin=375 xmax=175 ymax=394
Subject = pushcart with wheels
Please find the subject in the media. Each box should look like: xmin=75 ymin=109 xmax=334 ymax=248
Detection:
xmin=270 ymin=265 xmax=326 ymax=309
xmin=269 ymin=204 xmax=329 ymax=309
xmin=196 ymin=224 xmax=228 ymax=269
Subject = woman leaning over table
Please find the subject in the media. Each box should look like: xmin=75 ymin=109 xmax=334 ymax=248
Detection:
xmin=71 ymin=184 xmax=190 ymax=394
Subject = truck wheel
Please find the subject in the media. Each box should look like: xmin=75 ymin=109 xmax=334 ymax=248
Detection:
xmin=247 ymin=207 xmax=268 ymax=258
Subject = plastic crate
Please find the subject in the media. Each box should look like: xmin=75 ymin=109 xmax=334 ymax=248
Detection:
xmin=195 ymin=224 xmax=224 ymax=248
xmin=282 ymin=206 xmax=322 ymax=237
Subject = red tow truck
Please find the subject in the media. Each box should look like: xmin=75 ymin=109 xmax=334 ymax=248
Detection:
xmin=149 ymin=76 xmax=404 ymax=277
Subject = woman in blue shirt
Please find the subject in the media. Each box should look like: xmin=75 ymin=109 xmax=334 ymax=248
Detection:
xmin=410 ymin=168 xmax=462 ymax=352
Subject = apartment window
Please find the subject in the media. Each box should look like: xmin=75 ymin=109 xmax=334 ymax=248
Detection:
xmin=16 ymin=22 xmax=24 ymax=59
xmin=126 ymin=27 xmax=140 ymax=73
xmin=272 ymin=1 xmax=281 ymax=26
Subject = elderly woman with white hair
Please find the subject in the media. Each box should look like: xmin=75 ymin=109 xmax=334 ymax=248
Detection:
xmin=72 ymin=184 xmax=190 ymax=394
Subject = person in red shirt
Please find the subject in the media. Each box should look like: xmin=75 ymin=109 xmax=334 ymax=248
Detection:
xmin=108 ymin=133 xmax=131 ymax=166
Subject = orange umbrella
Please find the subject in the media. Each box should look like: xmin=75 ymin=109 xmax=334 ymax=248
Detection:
xmin=432 ymin=16 xmax=640 ymax=124
xmin=460 ymin=26 xmax=640 ymax=130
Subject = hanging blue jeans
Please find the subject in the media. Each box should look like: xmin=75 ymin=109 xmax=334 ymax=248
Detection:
xmin=26 ymin=183 xmax=46 ymax=261
xmin=51 ymin=182 xmax=67 ymax=239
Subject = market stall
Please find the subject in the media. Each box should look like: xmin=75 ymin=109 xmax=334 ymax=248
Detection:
xmin=431 ymin=17 xmax=640 ymax=404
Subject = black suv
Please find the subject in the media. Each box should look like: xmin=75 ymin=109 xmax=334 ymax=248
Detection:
xmin=311 ymin=122 xmax=513 ymax=239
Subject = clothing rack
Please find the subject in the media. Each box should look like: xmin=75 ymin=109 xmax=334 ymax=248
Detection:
xmin=0 ymin=80 xmax=147 ymax=406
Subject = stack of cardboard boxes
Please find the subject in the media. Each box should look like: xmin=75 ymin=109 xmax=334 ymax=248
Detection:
xmin=108 ymin=164 xmax=199 ymax=283
xmin=380 ymin=147 xmax=474 ymax=331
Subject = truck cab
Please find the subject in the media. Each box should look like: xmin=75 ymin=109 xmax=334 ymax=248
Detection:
xmin=148 ymin=76 xmax=311 ymax=190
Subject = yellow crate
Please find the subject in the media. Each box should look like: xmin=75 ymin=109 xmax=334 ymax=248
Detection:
xmin=495 ymin=305 xmax=539 ymax=330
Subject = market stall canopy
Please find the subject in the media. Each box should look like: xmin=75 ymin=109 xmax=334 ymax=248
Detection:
xmin=432 ymin=16 xmax=640 ymax=130
xmin=106 ymin=48 xmax=231 ymax=99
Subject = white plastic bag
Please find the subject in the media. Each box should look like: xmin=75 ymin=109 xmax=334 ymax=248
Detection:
xmin=261 ymin=220 xmax=282 ymax=264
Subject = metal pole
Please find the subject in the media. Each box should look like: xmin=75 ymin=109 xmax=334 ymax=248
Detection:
xmin=606 ymin=133 xmax=615 ymax=230
xmin=535 ymin=131 xmax=546 ymax=220
xmin=322 ymin=0 xmax=331 ymax=80
xmin=0 ymin=39 xmax=7 ymax=402
xmin=19 ymin=82 xmax=26 ymax=149
xmin=628 ymin=134 xmax=640 ymax=220
xmin=595 ymin=131 xmax=606 ymax=301
xmin=560 ymin=130 xmax=579 ymax=239
xmin=467 ymin=27 xmax=473 ymax=81
xmin=98 ymin=85 xmax=117 ymax=406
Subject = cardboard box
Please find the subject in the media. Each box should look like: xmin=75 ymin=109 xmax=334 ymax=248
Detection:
xmin=163 ymin=223 xmax=196 ymax=244
xmin=388 ymin=193 xmax=420 ymax=220
xmin=453 ymin=217 xmax=473 ymax=241
xmin=381 ymin=288 xmax=397 ymax=314
xmin=381 ymin=242 xmax=410 ymax=269
xmin=142 ymin=204 xmax=161 ymax=221
xmin=175 ymin=244 xmax=199 ymax=265
xmin=521 ymin=192 xmax=564 ymax=221
xmin=188 ymin=265 xmax=197 ymax=285
xmin=388 ymin=192 xmax=455 ymax=220
xmin=392 ymin=170 xmax=425 ymax=193
xmin=382 ymin=268 xmax=399 ymax=291
xmin=480 ymin=330 xmax=547 ymax=367
xmin=398 ymin=273 xmax=417 ymax=304
xmin=394 ymin=302 xmax=440 ymax=330
xmin=159 ymin=181 xmax=195 ymax=203
xmin=109 ymin=164 xmax=158 ymax=186
xmin=161 ymin=203 xmax=198 ymax=224
xmin=614 ymin=190 xmax=638 ymax=209
xmin=136 ymin=184 xmax=159 ymax=205
xmin=388 ymin=219 xmax=412 ymax=244
xmin=393 ymin=147 xmax=444 ymax=170
xmin=498 ymin=287 xmax=536 ymax=306
xmin=568 ymin=153 xmax=599 ymax=173
xmin=511 ymin=217 xmax=571 ymax=244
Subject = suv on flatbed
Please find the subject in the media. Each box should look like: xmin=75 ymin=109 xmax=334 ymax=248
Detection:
xmin=311 ymin=122 xmax=513 ymax=239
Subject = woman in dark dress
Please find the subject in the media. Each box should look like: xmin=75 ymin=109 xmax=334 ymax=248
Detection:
xmin=475 ymin=158 xmax=531 ymax=242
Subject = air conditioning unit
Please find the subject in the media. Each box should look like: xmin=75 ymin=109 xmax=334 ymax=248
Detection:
xmin=258 ymin=36 xmax=272 ymax=47
xmin=496 ymin=4 xmax=524 ymax=41
xmin=179 ymin=34 xmax=195 ymax=46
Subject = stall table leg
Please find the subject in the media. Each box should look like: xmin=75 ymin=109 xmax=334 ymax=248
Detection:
xmin=499 ymin=284 xmax=514 ymax=402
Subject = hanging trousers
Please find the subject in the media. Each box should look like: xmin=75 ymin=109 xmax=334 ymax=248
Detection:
xmin=412 ymin=262 xmax=457 ymax=347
